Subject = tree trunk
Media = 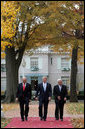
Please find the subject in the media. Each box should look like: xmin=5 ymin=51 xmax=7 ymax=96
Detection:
xmin=4 ymin=47 xmax=18 ymax=103
xmin=4 ymin=46 xmax=25 ymax=103
xmin=70 ymin=46 xmax=78 ymax=102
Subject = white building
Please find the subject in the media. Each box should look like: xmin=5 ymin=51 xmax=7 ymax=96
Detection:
xmin=1 ymin=46 xmax=84 ymax=94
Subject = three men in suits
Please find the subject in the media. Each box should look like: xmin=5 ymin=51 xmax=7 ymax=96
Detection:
xmin=53 ymin=79 xmax=68 ymax=121
xmin=16 ymin=77 xmax=31 ymax=121
xmin=35 ymin=76 xmax=52 ymax=121
xmin=16 ymin=76 xmax=67 ymax=122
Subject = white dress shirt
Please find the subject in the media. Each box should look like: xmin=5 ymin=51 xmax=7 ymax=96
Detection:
xmin=23 ymin=83 xmax=26 ymax=87
xmin=59 ymin=85 xmax=62 ymax=92
xmin=43 ymin=82 xmax=47 ymax=92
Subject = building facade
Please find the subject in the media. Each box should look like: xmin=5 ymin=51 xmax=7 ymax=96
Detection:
xmin=1 ymin=46 xmax=84 ymax=94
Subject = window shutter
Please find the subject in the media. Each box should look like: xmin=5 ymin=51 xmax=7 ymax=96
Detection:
xmin=57 ymin=56 xmax=61 ymax=69
xmin=39 ymin=57 xmax=42 ymax=69
xmin=26 ymin=57 xmax=30 ymax=69
xmin=69 ymin=59 xmax=71 ymax=69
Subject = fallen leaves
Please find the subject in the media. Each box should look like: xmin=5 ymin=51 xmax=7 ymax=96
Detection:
xmin=2 ymin=103 xmax=19 ymax=112
xmin=71 ymin=118 xmax=84 ymax=128
xmin=1 ymin=118 xmax=11 ymax=128
xmin=66 ymin=103 xmax=84 ymax=128
xmin=66 ymin=102 xmax=84 ymax=114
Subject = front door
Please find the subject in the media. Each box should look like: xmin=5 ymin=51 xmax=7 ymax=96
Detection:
xmin=31 ymin=77 xmax=38 ymax=91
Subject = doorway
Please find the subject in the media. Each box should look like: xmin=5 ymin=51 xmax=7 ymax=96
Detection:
xmin=31 ymin=77 xmax=38 ymax=91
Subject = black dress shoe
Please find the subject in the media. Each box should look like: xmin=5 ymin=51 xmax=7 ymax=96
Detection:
xmin=40 ymin=117 xmax=43 ymax=121
xmin=21 ymin=119 xmax=24 ymax=121
xmin=44 ymin=119 xmax=46 ymax=121
xmin=55 ymin=118 xmax=59 ymax=120
xmin=25 ymin=117 xmax=28 ymax=121
xmin=60 ymin=119 xmax=63 ymax=121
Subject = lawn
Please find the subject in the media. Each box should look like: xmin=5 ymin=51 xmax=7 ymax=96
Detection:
xmin=1 ymin=104 xmax=18 ymax=128
xmin=66 ymin=102 xmax=84 ymax=114
xmin=71 ymin=118 xmax=84 ymax=128
xmin=2 ymin=103 xmax=19 ymax=112
xmin=66 ymin=102 xmax=84 ymax=128
xmin=1 ymin=118 xmax=11 ymax=128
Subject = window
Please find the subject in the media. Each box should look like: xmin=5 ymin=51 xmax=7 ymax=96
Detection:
xmin=30 ymin=58 xmax=39 ymax=71
xmin=31 ymin=77 xmax=38 ymax=91
xmin=61 ymin=58 xmax=70 ymax=70
xmin=51 ymin=57 xmax=53 ymax=65
xmin=1 ymin=64 xmax=6 ymax=72
xmin=61 ymin=76 xmax=70 ymax=90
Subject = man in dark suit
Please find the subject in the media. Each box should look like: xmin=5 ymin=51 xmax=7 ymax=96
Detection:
xmin=53 ymin=79 xmax=68 ymax=121
xmin=35 ymin=76 xmax=52 ymax=121
xmin=16 ymin=77 xmax=31 ymax=121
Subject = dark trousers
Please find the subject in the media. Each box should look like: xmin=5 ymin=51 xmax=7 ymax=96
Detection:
xmin=19 ymin=98 xmax=29 ymax=119
xmin=55 ymin=102 xmax=64 ymax=119
xmin=39 ymin=100 xmax=49 ymax=119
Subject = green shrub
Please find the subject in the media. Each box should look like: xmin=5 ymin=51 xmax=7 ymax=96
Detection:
xmin=79 ymin=91 xmax=84 ymax=96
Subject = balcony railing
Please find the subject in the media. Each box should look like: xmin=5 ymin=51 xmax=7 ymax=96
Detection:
xmin=61 ymin=68 xmax=70 ymax=71
xmin=31 ymin=67 xmax=39 ymax=71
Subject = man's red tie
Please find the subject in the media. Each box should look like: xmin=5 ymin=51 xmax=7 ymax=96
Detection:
xmin=23 ymin=83 xmax=25 ymax=91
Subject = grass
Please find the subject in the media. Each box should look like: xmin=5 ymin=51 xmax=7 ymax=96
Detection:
xmin=66 ymin=102 xmax=84 ymax=128
xmin=1 ymin=118 xmax=11 ymax=128
xmin=71 ymin=118 xmax=84 ymax=128
xmin=66 ymin=102 xmax=84 ymax=114
xmin=2 ymin=103 xmax=19 ymax=112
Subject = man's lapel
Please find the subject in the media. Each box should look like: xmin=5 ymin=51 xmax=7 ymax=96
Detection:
xmin=22 ymin=83 xmax=23 ymax=91
xmin=41 ymin=83 xmax=44 ymax=92
xmin=46 ymin=83 xmax=48 ymax=92
xmin=61 ymin=85 xmax=63 ymax=92
xmin=25 ymin=83 xmax=27 ymax=88
xmin=58 ymin=85 xmax=61 ymax=93
xmin=25 ymin=83 xmax=28 ymax=91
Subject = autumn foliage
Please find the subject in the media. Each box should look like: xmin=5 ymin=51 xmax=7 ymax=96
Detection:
xmin=1 ymin=1 xmax=20 ymax=58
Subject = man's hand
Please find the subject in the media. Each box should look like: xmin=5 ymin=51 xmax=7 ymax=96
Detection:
xmin=35 ymin=97 xmax=38 ymax=101
xmin=48 ymin=97 xmax=51 ymax=101
xmin=58 ymin=96 xmax=61 ymax=100
xmin=64 ymin=97 xmax=67 ymax=101
xmin=29 ymin=99 xmax=31 ymax=102
xmin=16 ymin=98 xmax=18 ymax=102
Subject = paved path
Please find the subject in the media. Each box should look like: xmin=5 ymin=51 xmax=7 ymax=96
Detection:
xmin=3 ymin=102 xmax=84 ymax=128
xmin=5 ymin=117 xmax=73 ymax=128
xmin=4 ymin=102 xmax=84 ymax=118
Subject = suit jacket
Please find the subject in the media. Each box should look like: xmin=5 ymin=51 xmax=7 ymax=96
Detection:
xmin=36 ymin=83 xmax=52 ymax=102
xmin=53 ymin=85 xmax=68 ymax=104
xmin=16 ymin=83 xmax=31 ymax=101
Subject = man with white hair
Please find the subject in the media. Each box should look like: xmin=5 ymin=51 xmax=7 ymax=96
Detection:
xmin=35 ymin=76 xmax=52 ymax=121
xmin=16 ymin=77 xmax=31 ymax=121
xmin=53 ymin=79 xmax=68 ymax=121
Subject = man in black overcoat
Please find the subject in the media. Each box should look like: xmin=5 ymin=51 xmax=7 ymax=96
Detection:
xmin=16 ymin=77 xmax=31 ymax=121
xmin=53 ymin=79 xmax=68 ymax=121
xmin=35 ymin=76 xmax=52 ymax=121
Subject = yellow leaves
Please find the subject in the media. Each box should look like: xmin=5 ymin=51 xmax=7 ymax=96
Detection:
xmin=1 ymin=1 xmax=20 ymax=48
xmin=26 ymin=13 xmax=32 ymax=20
xmin=81 ymin=15 xmax=84 ymax=20
xmin=1 ymin=41 xmax=12 ymax=51
xmin=66 ymin=103 xmax=84 ymax=115
xmin=1 ymin=118 xmax=11 ymax=128
xmin=1 ymin=1 xmax=84 ymax=62
xmin=2 ymin=103 xmax=19 ymax=112
xmin=1 ymin=52 xmax=6 ymax=59
xmin=71 ymin=118 xmax=84 ymax=128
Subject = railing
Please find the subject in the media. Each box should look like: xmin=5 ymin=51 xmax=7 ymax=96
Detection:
xmin=31 ymin=67 xmax=39 ymax=71
xmin=61 ymin=68 xmax=70 ymax=71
